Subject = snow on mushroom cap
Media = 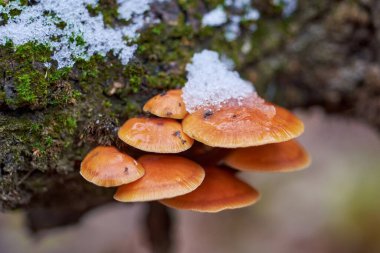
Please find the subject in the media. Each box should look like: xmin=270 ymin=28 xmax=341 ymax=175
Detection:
xmin=182 ymin=50 xmax=255 ymax=113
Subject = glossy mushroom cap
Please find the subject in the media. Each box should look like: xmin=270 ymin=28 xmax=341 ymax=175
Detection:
xmin=118 ymin=118 xmax=194 ymax=153
xmin=80 ymin=146 xmax=145 ymax=187
xmin=160 ymin=166 xmax=260 ymax=212
xmin=143 ymin=89 xmax=187 ymax=119
xmin=224 ymin=140 xmax=311 ymax=172
xmin=182 ymin=94 xmax=304 ymax=148
xmin=114 ymin=155 xmax=205 ymax=202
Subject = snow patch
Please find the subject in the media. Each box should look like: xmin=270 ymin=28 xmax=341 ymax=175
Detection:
xmin=225 ymin=0 xmax=251 ymax=9
xmin=202 ymin=6 xmax=227 ymax=27
xmin=0 ymin=0 xmax=162 ymax=68
xmin=223 ymin=0 xmax=260 ymax=41
xmin=274 ymin=0 xmax=298 ymax=17
xmin=182 ymin=50 xmax=255 ymax=113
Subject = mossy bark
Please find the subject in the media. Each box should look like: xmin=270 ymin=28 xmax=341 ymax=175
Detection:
xmin=0 ymin=0 xmax=379 ymax=223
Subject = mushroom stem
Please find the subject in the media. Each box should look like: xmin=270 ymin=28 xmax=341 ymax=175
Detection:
xmin=145 ymin=202 xmax=174 ymax=253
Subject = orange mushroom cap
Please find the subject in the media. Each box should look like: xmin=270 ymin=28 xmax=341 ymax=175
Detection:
xmin=182 ymin=94 xmax=304 ymax=148
xmin=118 ymin=117 xmax=194 ymax=153
xmin=80 ymin=146 xmax=145 ymax=187
xmin=114 ymin=155 xmax=205 ymax=202
xmin=143 ymin=89 xmax=187 ymax=119
xmin=223 ymin=139 xmax=311 ymax=172
xmin=160 ymin=166 xmax=260 ymax=212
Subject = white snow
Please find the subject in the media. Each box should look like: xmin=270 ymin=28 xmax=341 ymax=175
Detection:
xmin=117 ymin=0 xmax=168 ymax=21
xmin=182 ymin=50 xmax=255 ymax=113
xmin=245 ymin=9 xmax=260 ymax=21
xmin=0 ymin=0 xmax=162 ymax=69
xmin=222 ymin=0 xmax=261 ymax=41
xmin=225 ymin=0 xmax=251 ymax=9
xmin=202 ymin=6 xmax=227 ymax=27
xmin=117 ymin=0 xmax=152 ymax=21
xmin=225 ymin=22 xmax=241 ymax=42
xmin=274 ymin=0 xmax=298 ymax=17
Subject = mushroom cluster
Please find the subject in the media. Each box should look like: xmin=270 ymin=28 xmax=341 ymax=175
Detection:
xmin=80 ymin=89 xmax=310 ymax=212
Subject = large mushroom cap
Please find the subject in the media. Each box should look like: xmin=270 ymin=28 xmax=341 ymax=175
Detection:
xmin=160 ymin=166 xmax=260 ymax=212
xmin=182 ymin=95 xmax=304 ymax=148
xmin=80 ymin=146 xmax=145 ymax=187
xmin=118 ymin=118 xmax=194 ymax=153
xmin=114 ymin=155 xmax=205 ymax=202
xmin=224 ymin=140 xmax=311 ymax=172
xmin=143 ymin=89 xmax=187 ymax=119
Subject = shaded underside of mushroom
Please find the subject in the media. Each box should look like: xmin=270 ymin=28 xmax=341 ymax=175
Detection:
xmin=182 ymin=95 xmax=304 ymax=148
xmin=113 ymin=155 xmax=205 ymax=202
xmin=160 ymin=166 xmax=260 ymax=212
xmin=223 ymin=139 xmax=311 ymax=172
xmin=143 ymin=89 xmax=187 ymax=119
xmin=181 ymin=142 xmax=231 ymax=166
xmin=80 ymin=146 xmax=145 ymax=187
xmin=118 ymin=117 xmax=194 ymax=153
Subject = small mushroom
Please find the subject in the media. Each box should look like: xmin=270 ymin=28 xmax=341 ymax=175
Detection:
xmin=114 ymin=155 xmax=205 ymax=202
xmin=80 ymin=146 xmax=145 ymax=187
xmin=143 ymin=89 xmax=187 ymax=119
xmin=118 ymin=118 xmax=194 ymax=153
xmin=182 ymin=94 xmax=304 ymax=148
xmin=160 ymin=166 xmax=260 ymax=212
xmin=223 ymin=140 xmax=311 ymax=172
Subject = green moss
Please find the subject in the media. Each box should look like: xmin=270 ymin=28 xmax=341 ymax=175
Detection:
xmin=102 ymin=100 xmax=112 ymax=108
xmin=9 ymin=8 xmax=21 ymax=17
xmin=69 ymin=34 xmax=86 ymax=47
xmin=124 ymin=65 xmax=144 ymax=93
xmin=134 ymin=22 xmax=195 ymax=90
xmin=0 ymin=91 xmax=5 ymax=102
xmin=48 ymin=67 xmax=71 ymax=82
xmin=4 ymin=70 xmax=48 ymax=108
xmin=86 ymin=0 xmax=120 ymax=27
xmin=15 ymin=74 xmax=37 ymax=103
xmin=203 ymin=0 xmax=225 ymax=8
xmin=14 ymin=42 xmax=52 ymax=63
xmin=64 ymin=116 xmax=77 ymax=134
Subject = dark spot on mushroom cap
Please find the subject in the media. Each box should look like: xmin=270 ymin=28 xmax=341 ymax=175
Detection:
xmin=166 ymin=112 xmax=173 ymax=116
xmin=178 ymin=103 xmax=182 ymax=107
xmin=124 ymin=167 xmax=129 ymax=174
xmin=232 ymin=114 xmax=237 ymax=118
xmin=173 ymin=131 xmax=187 ymax=144
xmin=160 ymin=91 xmax=167 ymax=96
xmin=203 ymin=110 xmax=213 ymax=119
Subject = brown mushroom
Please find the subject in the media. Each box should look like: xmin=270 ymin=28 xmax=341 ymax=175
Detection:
xmin=160 ymin=166 xmax=260 ymax=212
xmin=80 ymin=146 xmax=145 ymax=187
xmin=223 ymin=139 xmax=311 ymax=172
xmin=118 ymin=118 xmax=194 ymax=153
xmin=114 ymin=155 xmax=205 ymax=202
xmin=182 ymin=94 xmax=304 ymax=148
xmin=143 ymin=89 xmax=187 ymax=119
